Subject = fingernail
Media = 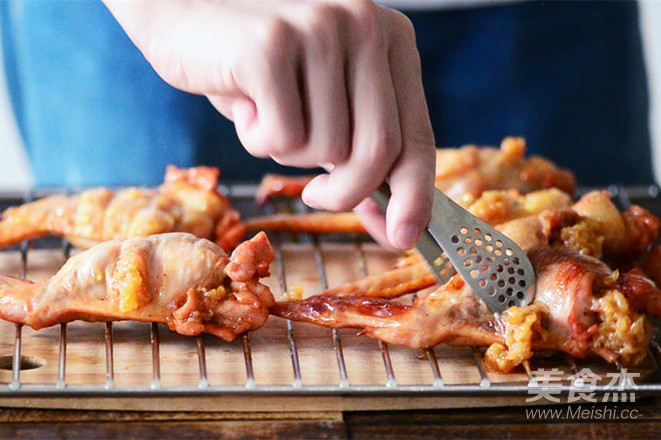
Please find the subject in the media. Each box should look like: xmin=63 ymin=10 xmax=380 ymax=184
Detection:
xmin=393 ymin=224 xmax=419 ymax=250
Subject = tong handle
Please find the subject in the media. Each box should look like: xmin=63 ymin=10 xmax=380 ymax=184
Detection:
xmin=370 ymin=182 xmax=391 ymax=213
xmin=370 ymin=183 xmax=455 ymax=284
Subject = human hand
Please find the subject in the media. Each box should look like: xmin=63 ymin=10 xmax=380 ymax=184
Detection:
xmin=104 ymin=0 xmax=435 ymax=250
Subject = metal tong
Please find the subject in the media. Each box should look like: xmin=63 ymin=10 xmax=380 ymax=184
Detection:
xmin=372 ymin=183 xmax=536 ymax=313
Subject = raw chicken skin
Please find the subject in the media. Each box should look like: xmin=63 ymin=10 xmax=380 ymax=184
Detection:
xmin=0 ymin=166 xmax=246 ymax=252
xmin=0 ymin=232 xmax=274 ymax=341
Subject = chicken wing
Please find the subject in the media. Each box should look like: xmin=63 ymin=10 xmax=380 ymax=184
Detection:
xmin=244 ymin=212 xmax=366 ymax=235
xmin=255 ymin=174 xmax=314 ymax=206
xmin=0 ymin=166 xmax=247 ymax=252
xmin=272 ymin=247 xmax=656 ymax=372
xmin=244 ymin=187 xmax=573 ymax=237
xmin=0 ymin=232 xmax=275 ymax=341
xmin=351 ymin=190 xmax=659 ymax=301
xmin=270 ymin=191 xmax=661 ymax=372
xmin=254 ymin=137 xmax=576 ymax=205
xmin=434 ymin=136 xmax=576 ymax=201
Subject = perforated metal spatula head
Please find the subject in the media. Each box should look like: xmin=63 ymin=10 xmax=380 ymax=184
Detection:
xmin=372 ymin=184 xmax=536 ymax=313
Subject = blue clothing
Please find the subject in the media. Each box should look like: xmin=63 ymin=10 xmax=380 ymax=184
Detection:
xmin=0 ymin=0 xmax=654 ymax=187
xmin=407 ymin=1 xmax=652 ymax=186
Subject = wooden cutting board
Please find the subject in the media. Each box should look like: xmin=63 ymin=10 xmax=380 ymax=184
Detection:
xmin=0 ymin=242 xmax=656 ymax=412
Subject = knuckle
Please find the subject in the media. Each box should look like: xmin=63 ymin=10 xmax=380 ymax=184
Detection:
xmin=323 ymin=140 xmax=351 ymax=165
xmin=349 ymin=0 xmax=379 ymax=18
xmin=301 ymin=4 xmax=344 ymax=59
xmin=349 ymin=0 xmax=382 ymax=41
xmin=270 ymin=130 xmax=306 ymax=159
xmin=305 ymin=3 xmax=342 ymax=34
xmin=242 ymin=141 xmax=270 ymax=159
xmin=256 ymin=17 xmax=296 ymax=62
xmin=389 ymin=10 xmax=416 ymax=44
xmin=245 ymin=128 xmax=306 ymax=162
xmin=385 ymin=9 xmax=415 ymax=38
xmin=359 ymin=131 xmax=401 ymax=164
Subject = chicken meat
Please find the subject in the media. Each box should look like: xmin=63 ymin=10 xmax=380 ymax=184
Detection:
xmin=0 ymin=165 xmax=246 ymax=252
xmin=271 ymin=191 xmax=661 ymax=371
xmin=0 ymin=232 xmax=275 ymax=341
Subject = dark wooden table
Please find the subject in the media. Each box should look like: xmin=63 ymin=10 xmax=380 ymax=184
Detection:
xmin=2 ymin=397 xmax=660 ymax=439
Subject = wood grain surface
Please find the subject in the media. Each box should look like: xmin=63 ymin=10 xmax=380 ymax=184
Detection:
xmin=1 ymin=397 xmax=660 ymax=439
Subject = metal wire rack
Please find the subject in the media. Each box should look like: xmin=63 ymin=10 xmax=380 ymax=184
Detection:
xmin=0 ymin=184 xmax=660 ymax=407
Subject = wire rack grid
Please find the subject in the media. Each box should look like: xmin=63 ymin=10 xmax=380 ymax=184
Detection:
xmin=0 ymin=184 xmax=659 ymax=408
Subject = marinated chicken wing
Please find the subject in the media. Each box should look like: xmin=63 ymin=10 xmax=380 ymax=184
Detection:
xmin=244 ymin=187 xmax=573 ymax=236
xmin=254 ymin=137 xmax=576 ymax=205
xmin=255 ymin=175 xmax=314 ymax=206
xmin=366 ymin=190 xmax=660 ymax=299
xmin=642 ymin=245 xmax=661 ymax=288
xmin=272 ymin=247 xmax=657 ymax=372
xmin=0 ymin=232 xmax=275 ymax=341
xmin=244 ymin=212 xmax=366 ymax=235
xmin=271 ymin=190 xmax=661 ymax=372
xmin=434 ymin=136 xmax=575 ymax=201
xmin=0 ymin=166 xmax=247 ymax=252
xmin=496 ymin=190 xmax=660 ymax=268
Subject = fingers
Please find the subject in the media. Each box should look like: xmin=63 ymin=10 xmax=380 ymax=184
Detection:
xmin=228 ymin=22 xmax=307 ymax=160
xmin=222 ymin=3 xmax=354 ymax=169
xmin=380 ymin=10 xmax=436 ymax=249
xmin=269 ymin=4 xmax=351 ymax=168
xmin=353 ymin=198 xmax=394 ymax=251
xmin=302 ymin=2 xmax=401 ymax=212
xmin=385 ymin=148 xmax=434 ymax=249
xmin=303 ymin=6 xmax=435 ymax=250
